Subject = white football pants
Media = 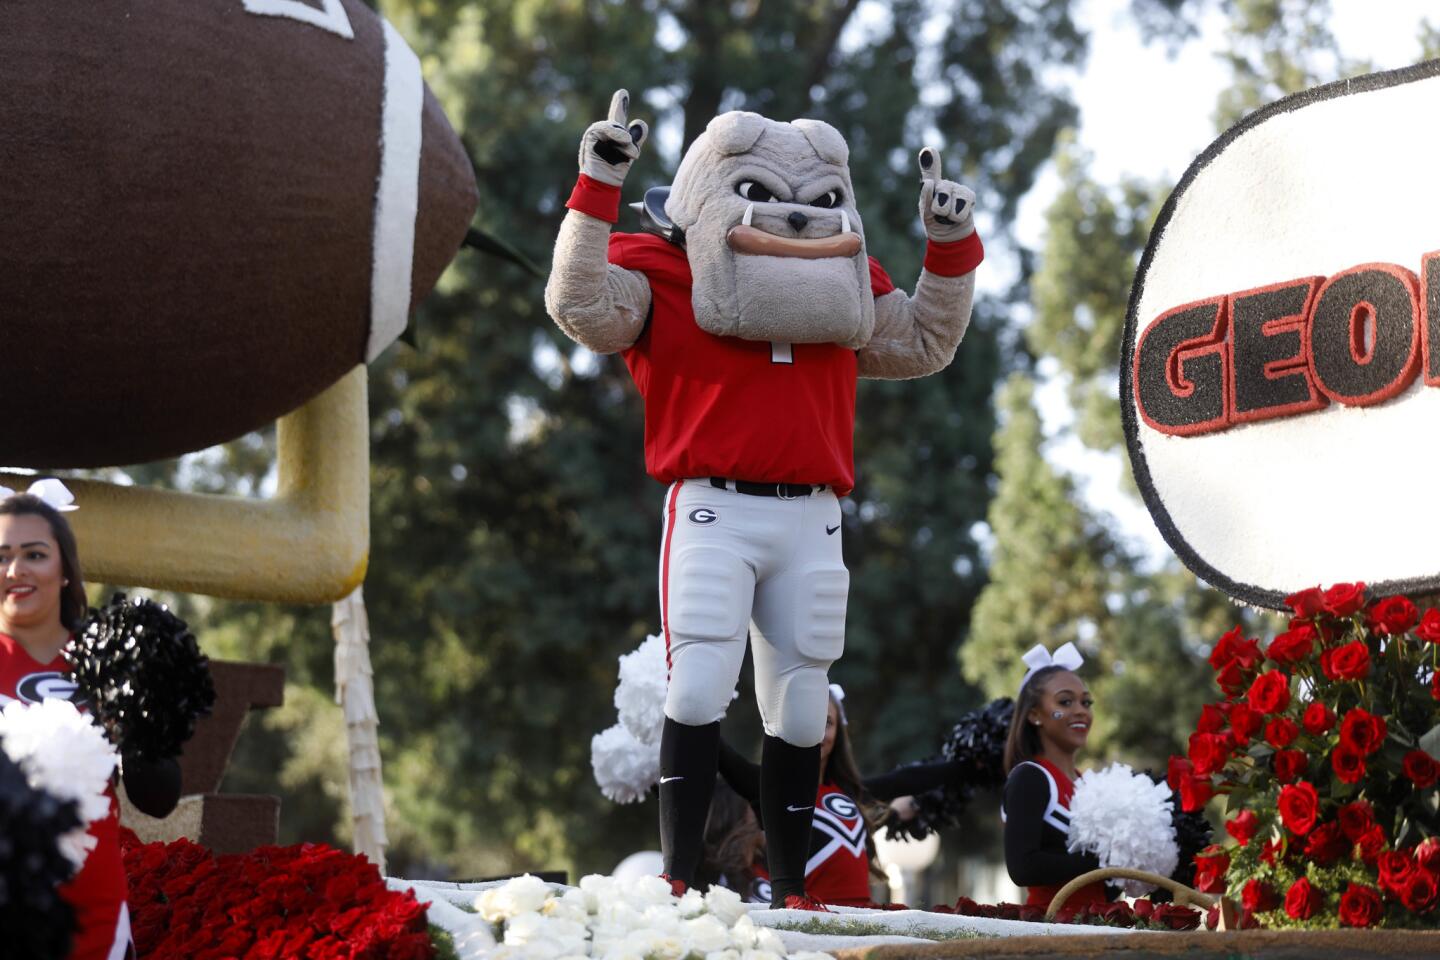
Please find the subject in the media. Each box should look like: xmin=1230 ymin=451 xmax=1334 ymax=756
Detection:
xmin=658 ymin=479 xmax=848 ymax=747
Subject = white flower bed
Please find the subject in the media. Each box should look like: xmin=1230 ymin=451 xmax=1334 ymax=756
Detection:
xmin=396 ymin=873 xmax=834 ymax=960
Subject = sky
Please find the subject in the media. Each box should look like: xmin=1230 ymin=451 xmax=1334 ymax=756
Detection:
xmin=1017 ymin=0 xmax=1437 ymax=566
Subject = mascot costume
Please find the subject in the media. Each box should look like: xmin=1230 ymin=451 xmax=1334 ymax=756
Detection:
xmin=547 ymin=90 xmax=983 ymax=909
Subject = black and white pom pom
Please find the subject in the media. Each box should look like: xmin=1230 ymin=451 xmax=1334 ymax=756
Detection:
xmin=66 ymin=593 xmax=217 ymax=761
xmin=882 ymin=698 xmax=1014 ymax=841
xmin=0 ymin=747 xmax=79 ymax=960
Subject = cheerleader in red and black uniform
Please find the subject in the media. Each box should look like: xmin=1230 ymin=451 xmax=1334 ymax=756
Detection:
xmin=0 ymin=485 xmax=181 ymax=960
xmin=1000 ymin=643 xmax=1110 ymax=913
xmin=718 ymin=685 xmax=964 ymax=907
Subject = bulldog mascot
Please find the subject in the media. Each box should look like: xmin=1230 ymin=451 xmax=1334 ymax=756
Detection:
xmin=547 ymin=90 xmax=983 ymax=909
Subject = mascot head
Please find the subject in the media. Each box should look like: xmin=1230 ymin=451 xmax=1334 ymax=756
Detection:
xmin=666 ymin=112 xmax=873 ymax=349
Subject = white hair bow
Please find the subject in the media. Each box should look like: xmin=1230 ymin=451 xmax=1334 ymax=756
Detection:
xmin=1019 ymin=641 xmax=1083 ymax=694
xmin=828 ymin=682 xmax=848 ymax=726
xmin=0 ymin=478 xmax=78 ymax=512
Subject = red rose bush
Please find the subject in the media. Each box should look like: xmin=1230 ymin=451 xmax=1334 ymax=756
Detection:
xmin=121 ymin=832 xmax=435 ymax=959
xmin=1169 ymin=585 xmax=1440 ymax=929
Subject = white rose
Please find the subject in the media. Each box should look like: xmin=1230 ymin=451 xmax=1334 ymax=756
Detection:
xmin=729 ymin=915 xmax=759 ymax=950
xmin=543 ymin=895 xmax=590 ymax=926
xmin=703 ymin=886 xmax=745 ymax=926
xmin=475 ymin=874 xmax=553 ymax=922
xmin=676 ymin=888 xmax=706 ymax=918
xmin=752 ymin=926 xmax=786 ymax=954
xmin=622 ymin=929 xmax=686 ymax=960
xmin=681 ymin=915 xmax=733 ymax=955
xmin=622 ymin=874 xmax=675 ymax=908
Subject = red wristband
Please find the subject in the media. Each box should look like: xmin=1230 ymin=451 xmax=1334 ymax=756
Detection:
xmin=923 ymin=231 xmax=984 ymax=277
xmin=566 ymin=174 xmax=623 ymax=224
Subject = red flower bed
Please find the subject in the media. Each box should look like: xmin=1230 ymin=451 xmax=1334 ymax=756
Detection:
xmin=120 ymin=830 xmax=433 ymax=959
xmin=936 ymin=896 xmax=1205 ymax=930
xmin=1168 ymin=585 xmax=1440 ymax=929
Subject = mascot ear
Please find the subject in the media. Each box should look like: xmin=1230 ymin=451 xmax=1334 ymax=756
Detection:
xmin=706 ymin=111 xmax=768 ymax=156
xmin=791 ymin=119 xmax=848 ymax=166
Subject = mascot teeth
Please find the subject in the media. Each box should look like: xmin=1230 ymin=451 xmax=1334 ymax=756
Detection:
xmin=742 ymin=202 xmax=754 ymax=227
xmin=840 ymin=210 xmax=850 ymax=234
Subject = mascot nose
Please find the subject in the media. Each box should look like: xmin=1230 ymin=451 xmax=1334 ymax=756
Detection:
xmin=787 ymin=211 xmax=809 ymax=233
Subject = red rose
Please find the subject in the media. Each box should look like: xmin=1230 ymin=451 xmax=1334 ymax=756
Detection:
xmin=1285 ymin=586 xmax=1326 ymax=618
xmin=1265 ymin=717 xmax=1300 ymax=749
xmin=1415 ymin=838 xmax=1440 ymax=870
xmin=1339 ymin=883 xmax=1384 ymax=927
xmin=1366 ymin=595 xmax=1419 ymax=635
xmin=1273 ymin=749 xmax=1308 ymax=783
xmin=1258 ymin=838 xmax=1286 ymax=867
xmin=1247 ymin=670 xmax=1291 ymax=715
xmin=1151 ymin=903 xmax=1202 ymax=930
xmin=1306 ymin=821 xmax=1349 ymax=866
xmin=1131 ymin=898 xmax=1154 ymax=920
xmin=1321 ymin=641 xmax=1372 ymax=681
xmin=1303 ymin=702 xmax=1337 ymax=735
xmin=1322 ymin=582 xmax=1367 ymax=617
xmin=1278 ymin=781 xmax=1320 ymax=835
xmin=1168 ymin=756 xmax=1214 ymax=812
xmin=1197 ymin=704 xmax=1227 ymax=733
xmin=1226 ymin=809 xmax=1260 ymax=846
xmin=1210 ymin=627 xmax=1263 ymax=695
xmin=1188 ymin=732 xmax=1231 ymax=777
xmin=1403 ymin=749 xmax=1439 ymax=788
xmin=1228 ymin=703 xmax=1263 ymax=744
xmin=1377 ymin=851 xmax=1418 ymax=895
xmin=1339 ymin=708 xmax=1387 ymax=755
xmin=1338 ymin=800 xmax=1374 ymax=841
xmin=1332 ymin=744 xmax=1367 ymax=784
xmin=1179 ymin=773 xmax=1214 ymax=812
xmin=1416 ymin=608 xmax=1440 ymax=644
xmin=1284 ymin=876 xmax=1322 ymax=919
xmin=1266 ymin=623 xmax=1316 ymax=665
xmin=1192 ymin=846 xmax=1230 ymax=894
xmin=1356 ymin=824 xmax=1387 ymax=865
xmin=1402 ymin=871 xmax=1439 ymax=914
xmin=1242 ymin=879 xmax=1279 ymax=913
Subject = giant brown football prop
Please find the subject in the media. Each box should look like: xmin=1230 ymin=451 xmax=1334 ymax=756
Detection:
xmin=0 ymin=0 xmax=478 ymax=467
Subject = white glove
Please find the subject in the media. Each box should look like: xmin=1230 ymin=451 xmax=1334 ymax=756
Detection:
xmin=578 ymin=88 xmax=649 ymax=187
xmin=916 ymin=147 xmax=976 ymax=244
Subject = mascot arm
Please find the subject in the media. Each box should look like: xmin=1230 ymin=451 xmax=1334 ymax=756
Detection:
xmin=546 ymin=208 xmax=653 ymax=354
xmin=859 ymin=148 xmax=983 ymax=380
xmin=544 ymin=89 xmax=653 ymax=355
xmin=860 ymin=263 xmax=979 ymax=379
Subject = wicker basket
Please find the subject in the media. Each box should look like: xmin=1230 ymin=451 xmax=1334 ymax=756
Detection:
xmin=1045 ymin=867 xmax=1236 ymax=928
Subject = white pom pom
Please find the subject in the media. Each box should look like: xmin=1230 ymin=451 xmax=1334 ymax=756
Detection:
xmin=0 ymin=698 xmax=119 ymax=870
xmin=616 ymin=634 xmax=668 ymax=746
xmin=1067 ymin=762 xmax=1178 ymax=897
xmin=591 ymin=722 xmax=660 ymax=804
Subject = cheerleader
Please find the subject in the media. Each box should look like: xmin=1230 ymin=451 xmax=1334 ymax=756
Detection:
xmin=0 ymin=482 xmax=181 ymax=960
xmin=1000 ymin=642 xmax=1109 ymax=912
xmin=718 ymin=684 xmax=964 ymax=907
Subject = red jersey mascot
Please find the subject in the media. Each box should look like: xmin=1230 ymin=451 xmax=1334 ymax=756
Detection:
xmin=546 ymin=90 xmax=983 ymax=910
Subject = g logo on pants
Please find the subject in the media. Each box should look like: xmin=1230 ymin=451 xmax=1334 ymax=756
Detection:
xmin=688 ymin=507 xmax=718 ymax=525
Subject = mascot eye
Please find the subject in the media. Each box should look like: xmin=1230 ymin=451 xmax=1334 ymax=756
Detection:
xmin=809 ymin=190 xmax=842 ymax=209
xmin=737 ymin=181 xmax=779 ymax=203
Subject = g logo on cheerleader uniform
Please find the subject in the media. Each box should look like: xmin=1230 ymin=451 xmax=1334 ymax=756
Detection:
xmin=15 ymin=671 xmax=85 ymax=705
xmin=687 ymin=508 xmax=719 ymax=525
xmin=821 ymin=793 xmax=859 ymax=821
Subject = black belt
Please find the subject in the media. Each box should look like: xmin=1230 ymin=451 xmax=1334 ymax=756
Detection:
xmin=709 ymin=477 xmax=825 ymax=499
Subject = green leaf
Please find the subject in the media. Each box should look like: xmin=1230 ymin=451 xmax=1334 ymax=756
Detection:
xmin=1419 ymin=723 xmax=1440 ymax=761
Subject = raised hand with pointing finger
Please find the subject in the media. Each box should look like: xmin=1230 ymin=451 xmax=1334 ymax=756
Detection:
xmin=579 ymin=88 xmax=649 ymax=187
xmin=916 ymin=148 xmax=976 ymax=244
